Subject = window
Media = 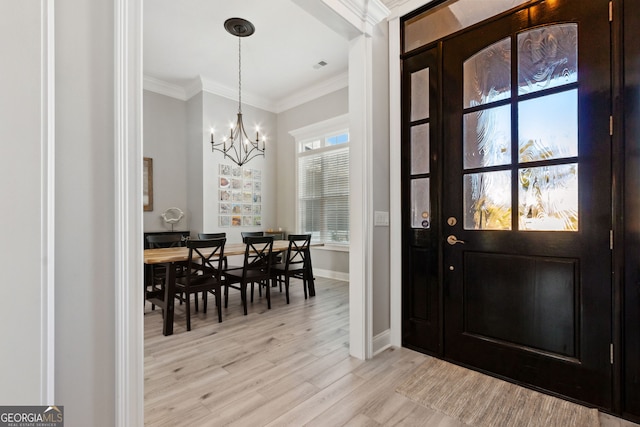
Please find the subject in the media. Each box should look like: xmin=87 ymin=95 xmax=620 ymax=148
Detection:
xmin=291 ymin=115 xmax=349 ymax=245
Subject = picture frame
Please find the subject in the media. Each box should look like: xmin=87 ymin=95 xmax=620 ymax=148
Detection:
xmin=143 ymin=157 xmax=153 ymax=211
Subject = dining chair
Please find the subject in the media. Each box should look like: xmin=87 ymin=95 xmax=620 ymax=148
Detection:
xmin=145 ymin=233 xmax=186 ymax=310
xmin=198 ymin=232 xmax=228 ymax=268
xmin=174 ymin=238 xmax=226 ymax=330
xmin=240 ymin=231 xmax=264 ymax=242
xmin=271 ymin=234 xmax=312 ymax=303
xmin=223 ymin=236 xmax=274 ymax=314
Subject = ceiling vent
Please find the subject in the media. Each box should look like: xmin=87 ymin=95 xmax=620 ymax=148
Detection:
xmin=313 ymin=60 xmax=328 ymax=70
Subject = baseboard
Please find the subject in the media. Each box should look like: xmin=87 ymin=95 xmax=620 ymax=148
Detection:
xmin=313 ymin=268 xmax=349 ymax=282
xmin=373 ymin=329 xmax=391 ymax=356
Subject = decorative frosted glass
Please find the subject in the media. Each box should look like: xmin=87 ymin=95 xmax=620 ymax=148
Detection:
xmin=411 ymin=68 xmax=430 ymax=122
xmin=464 ymin=171 xmax=512 ymax=230
xmin=519 ymin=89 xmax=578 ymax=163
xmin=464 ymin=38 xmax=511 ymax=108
xmin=411 ymin=178 xmax=431 ymax=228
xmin=518 ymin=24 xmax=578 ymax=95
xmin=519 ymin=164 xmax=578 ymax=231
xmin=411 ymin=124 xmax=430 ymax=175
xmin=464 ymin=105 xmax=511 ymax=169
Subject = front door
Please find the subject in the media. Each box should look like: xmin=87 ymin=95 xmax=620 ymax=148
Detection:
xmin=440 ymin=0 xmax=612 ymax=408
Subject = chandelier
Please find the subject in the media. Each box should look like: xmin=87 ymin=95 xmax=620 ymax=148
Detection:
xmin=210 ymin=18 xmax=265 ymax=167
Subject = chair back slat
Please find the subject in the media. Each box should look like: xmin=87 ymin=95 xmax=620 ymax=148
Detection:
xmin=146 ymin=233 xmax=184 ymax=248
xmin=243 ymin=236 xmax=274 ymax=279
xmin=285 ymin=234 xmax=311 ymax=270
xmin=241 ymin=231 xmax=264 ymax=243
xmin=185 ymin=238 xmax=226 ymax=285
xmin=198 ymin=232 xmax=226 ymax=240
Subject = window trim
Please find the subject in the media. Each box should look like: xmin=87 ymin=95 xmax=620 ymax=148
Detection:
xmin=290 ymin=114 xmax=350 ymax=244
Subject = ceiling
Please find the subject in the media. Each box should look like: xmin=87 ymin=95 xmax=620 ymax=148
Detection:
xmin=144 ymin=0 xmax=378 ymax=111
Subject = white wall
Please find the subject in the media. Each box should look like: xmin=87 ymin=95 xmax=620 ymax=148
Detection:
xmin=371 ymin=21 xmax=391 ymax=337
xmin=276 ymin=87 xmax=350 ymax=274
xmin=56 ymin=0 xmax=116 ymax=424
xmin=143 ymin=91 xmax=188 ymax=231
xmin=186 ymin=92 xmax=204 ymax=236
xmin=0 ymin=0 xmax=47 ymax=404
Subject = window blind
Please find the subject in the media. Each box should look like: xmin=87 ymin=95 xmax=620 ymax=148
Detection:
xmin=298 ymin=146 xmax=349 ymax=244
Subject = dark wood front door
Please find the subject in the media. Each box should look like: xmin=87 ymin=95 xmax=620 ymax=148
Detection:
xmin=440 ymin=0 xmax=612 ymax=409
xmin=623 ymin=0 xmax=640 ymax=421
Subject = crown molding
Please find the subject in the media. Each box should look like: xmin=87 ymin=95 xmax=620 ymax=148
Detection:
xmin=143 ymin=73 xmax=349 ymax=114
xmin=320 ymin=0 xmax=390 ymax=35
xmin=143 ymin=75 xmax=188 ymax=101
xmin=275 ymin=72 xmax=348 ymax=113
xmin=199 ymin=76 xmax=276 ymax=112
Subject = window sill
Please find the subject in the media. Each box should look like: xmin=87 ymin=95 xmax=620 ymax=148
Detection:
xmin=311 ymin=244 xmax=350 ymax=253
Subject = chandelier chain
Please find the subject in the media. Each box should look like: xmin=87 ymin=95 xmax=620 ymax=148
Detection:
xmin=238 ymin=36 xmax=242 ymax=114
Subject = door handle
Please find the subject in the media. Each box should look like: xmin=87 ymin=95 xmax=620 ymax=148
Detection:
xmin=447 ymin=235 xmax=465 ymax=245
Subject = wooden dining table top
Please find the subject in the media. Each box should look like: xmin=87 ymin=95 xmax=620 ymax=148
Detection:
xmin=144 ymin=240 xmax=317 ymax=264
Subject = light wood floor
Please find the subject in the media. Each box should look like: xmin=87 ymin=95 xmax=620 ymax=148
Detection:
xmin=145 ymin=277 xmax=639 ymax=427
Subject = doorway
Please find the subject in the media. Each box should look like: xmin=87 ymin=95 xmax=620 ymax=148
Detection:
xmin=402 ymin=0 xmax=613 ymax=409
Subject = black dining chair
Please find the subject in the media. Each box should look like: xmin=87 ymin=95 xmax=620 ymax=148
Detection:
xmin=174 ymin=238 xmax=226 ymax=330
xmin=198 ymin=232 xmax=228 ymax=267
xmin=271 ymin=234 xmax=312 ymax=303
xmin=240 ymin=231 xmax=264 ymax=242
xmin=223 ymin=236 xmax=274 ymax=313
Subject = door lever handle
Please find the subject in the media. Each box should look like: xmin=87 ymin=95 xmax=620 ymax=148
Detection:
xmin=447 ymin=235 xmax=465 ymax=245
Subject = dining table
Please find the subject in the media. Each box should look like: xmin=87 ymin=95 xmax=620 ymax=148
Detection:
xmin=144 ymin=240 xmax=318 ymax=335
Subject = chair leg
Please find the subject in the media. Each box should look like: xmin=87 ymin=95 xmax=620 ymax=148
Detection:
xmin=241 ymin=283 xmax=248 ymax=315
xmin=185 ymin=291 xmax=191 ymax=331
xmin=266 ymin=281 xmax=271 ymax=309
xmin=203 ymin=290 xmax=208 ymax=313
xmin=224 ymin=285 xmax=229 ymax=308
xmin=285 ymin=275 xmax=290 ymax=304
xmin=215 ymin=288 xmax=222 ymax=323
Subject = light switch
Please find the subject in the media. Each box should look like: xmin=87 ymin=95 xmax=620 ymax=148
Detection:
xmin=374 ymin=211 xmax=389 ymax=226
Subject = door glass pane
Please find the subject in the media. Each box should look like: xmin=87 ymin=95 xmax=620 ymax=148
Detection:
xmin=411 ymin=68 xmax=430 ymax=122
xmin=411 ymin=124 xmax=430 ymax=175
xmin=518 ymin=24 xmax=578 ymax=95
xmin=464 ymin=105 xmax=511 ymax=169
xmin=519 ymin=89 xmax=578 ymax=163
xmin=464 ymin=171 xmax=511 ymax=230
xmin=519 ymin=164 xmax=578 ymax=231
xmin=464 ymin=37 xmax=511 ymax=108
xmin=411 ymin=178 xmax=431 ymax=228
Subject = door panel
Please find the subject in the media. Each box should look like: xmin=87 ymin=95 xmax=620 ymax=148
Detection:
xmin=402 ymin=46 xmax=441 ymax=354
xmin=442 ymin=0 xmax=612 ymax=408
xmin=623 ymin=0 xmax=640 ymax=420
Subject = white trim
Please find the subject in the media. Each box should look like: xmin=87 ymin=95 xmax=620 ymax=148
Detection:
xmin=311 ymin=244 xmax=350 ymax=252
xmin=388 ymin=15 xmax=403 ymax=348
xmin=348 ymin=34 xmax=374 ymax=360
xmin=372 ymin=329 xmax=392 ymax=356
xmin=143 ymin=72 xmax=349 ymax=114
xmin=115 ymin=0 xmax=144 ymax=425
xmin=143 ymin=75 xmax=188 ymax=101
xmin=40 ymin=0 xmax=55 ymax=405
xmin=275 ymin=72 xmax=349 ymax=113
xmin=314 ymin=268 xmax=350 ymax=282
xmin=200 ymin=76 xmax=275 ymax=112
xmin=289 ymin=113 xmax=350 ymax=140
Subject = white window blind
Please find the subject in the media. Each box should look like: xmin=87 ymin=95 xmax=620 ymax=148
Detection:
xmin=297 ymin=133 xmax=349 ymax=244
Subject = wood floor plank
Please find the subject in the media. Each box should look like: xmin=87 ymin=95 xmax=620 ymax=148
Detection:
xmin=144 ymin=277 xmax=636 ymax=427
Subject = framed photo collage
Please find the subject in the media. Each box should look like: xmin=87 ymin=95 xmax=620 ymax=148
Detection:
xmin=218 ymin=164 xmax=262 ymax=227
